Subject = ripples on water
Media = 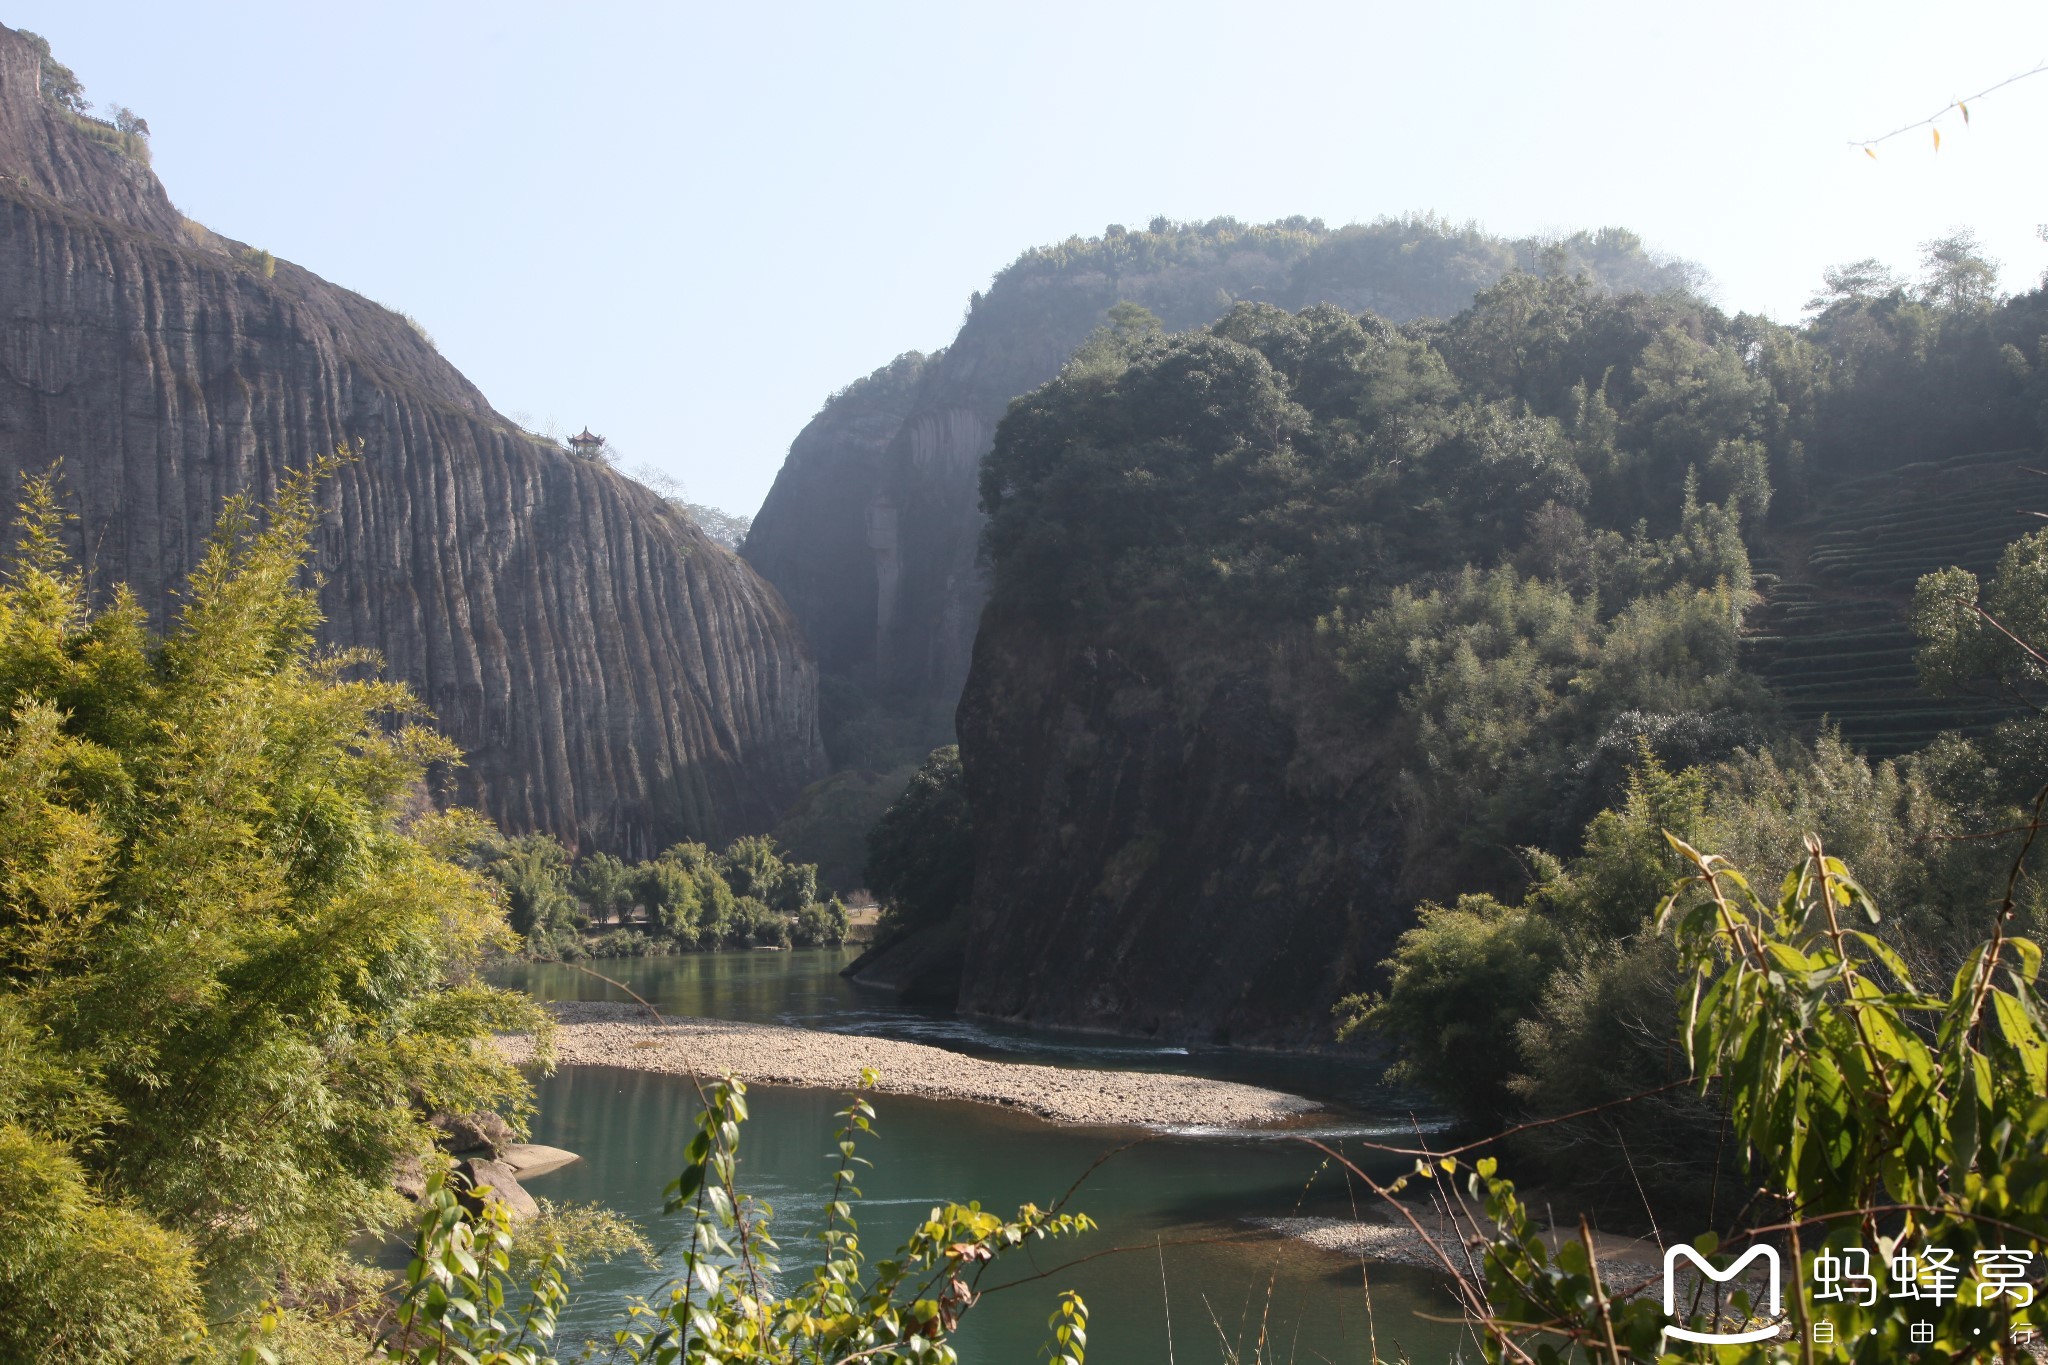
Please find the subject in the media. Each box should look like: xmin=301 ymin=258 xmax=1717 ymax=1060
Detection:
xmin=494 ymin=948 xmax=1476 ymax=1363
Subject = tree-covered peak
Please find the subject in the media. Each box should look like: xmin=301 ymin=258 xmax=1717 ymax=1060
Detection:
xmin=982 ymin=212 xmax=1704 ymax=327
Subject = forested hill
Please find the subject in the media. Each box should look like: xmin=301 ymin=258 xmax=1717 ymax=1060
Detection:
xmin=743 ymin=217 xmax=1698 ymax=768
xmin=929 ymin=248 xmax=2048 ymax=1044
xmin=0 ymin=24 xmax=826 ymax=853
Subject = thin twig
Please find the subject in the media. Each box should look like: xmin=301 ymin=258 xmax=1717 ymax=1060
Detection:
xmin=559 ymin=960 xmax=665 ymax=1024
xmin=979 ymin=1231 xmax=1279 ymax=1296
xmin=1932 ymin=819 xmax=2048 ymax=844
xmin=1330 ymin=1076 xmax=1697 ymax=1158
xmin=1051 ymin=1135 xmax=1156 ymax=1217
xmin=1157 ymin=1235 xmax=1177 ymax=1365
xmin=1849 ymin=60 xmax=2048 ymax=148
xmin=1966 ymin=780 xmax=2048 ymax=1050
xmin=1966 ymin=599 xmax=2048 ymax=676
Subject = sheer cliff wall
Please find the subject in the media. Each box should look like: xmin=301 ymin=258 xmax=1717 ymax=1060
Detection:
xmin=0 ymin=24 xmax=825 ymax=854
xmin=745 ymin=222 xmax=1693 ymax=749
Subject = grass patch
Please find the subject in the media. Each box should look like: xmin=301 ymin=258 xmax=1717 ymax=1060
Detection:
xmin=57 ymin=108 xmax=150 ymax=165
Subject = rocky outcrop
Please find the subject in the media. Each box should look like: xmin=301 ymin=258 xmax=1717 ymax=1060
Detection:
xmin=431 ymin=1112 xmax=516 ymax=1158
xmin=951 ymin=617 xmax=1402 ymax=1046
xmin=454 ymin=1157 xmax=539 ymax=1223
xmin=744 ymin=352 xmax=930 ymax=685
xmin=0 ymin=24 xmax=825 ymax=853
xmin=745 ymin=221 xmax=1692 ymax=744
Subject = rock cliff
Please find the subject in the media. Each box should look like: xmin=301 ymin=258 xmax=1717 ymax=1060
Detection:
xmin=0 ymin=23 xmax=825 ymax=853
xmin=745 ymin=220 xmax=1693 ymax=750
xmin=952 ymin=618 xmax=1399 ymax=1045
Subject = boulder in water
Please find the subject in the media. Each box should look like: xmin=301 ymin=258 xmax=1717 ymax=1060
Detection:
xmin=433 ymin=1111 xmax=515 ymax=1157
xmin=454 ymin=1157 xmax=539 ymax=1223
xmin=500 ymin=1143 xmax=581 ymax=1179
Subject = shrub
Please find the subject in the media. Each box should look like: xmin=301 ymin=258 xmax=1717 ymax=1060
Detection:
xmin=865 ymin=745 xmax=975 ymax=938
xmin=0 ymin=460 xmax=542 ymax=1344
xmin=793 ymin=896 xmax=851 ymax=947
xmin=349 ymin=1077 xmax=1093 ymax=1365
xmin=1336 ymin=895 xmax=1565 ymax=1123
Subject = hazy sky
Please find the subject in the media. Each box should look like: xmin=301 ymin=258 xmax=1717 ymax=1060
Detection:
xmin=20 ymin=1 xmax=2048 ymax=516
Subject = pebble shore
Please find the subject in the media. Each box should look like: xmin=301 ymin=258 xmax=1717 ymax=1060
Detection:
xmin=497 ymin=1000 xmax=1320 ymax=1129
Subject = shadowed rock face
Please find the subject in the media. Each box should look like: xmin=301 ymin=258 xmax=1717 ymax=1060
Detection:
xmin=952 ymin=618 xmax=1400 ymax=1047
xmin=0 ymin=23 xmax=825 ymax=854
xmin=745 ymin=222 xmax=1694 ymax=747
xmin=743 ymin=352 xmax=931 ymax=687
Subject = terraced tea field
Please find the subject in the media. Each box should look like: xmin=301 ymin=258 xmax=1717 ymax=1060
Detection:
xmin=1744 ymin=450 xmax=2040 ymax=758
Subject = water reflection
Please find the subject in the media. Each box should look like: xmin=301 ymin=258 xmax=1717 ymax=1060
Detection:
xmin=492 ymin=948 xmax=1426 ymax=1115
xmin=497 ymin=949 xmax=1474 ymax=1362
xmin=526 ymin=1068 xmax=1476 ymax=1364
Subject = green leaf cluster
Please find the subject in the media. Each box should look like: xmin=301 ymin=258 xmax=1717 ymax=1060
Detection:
xmin=473 ymin=830 xmax=849 ymax=958
xmin=863 ymin=746 xmax=975 ymax=940
xmin=347 ymin=1074 xmax=1093 ymax=1365
xmin=0 ymin=460 xmax=544 ymax=1356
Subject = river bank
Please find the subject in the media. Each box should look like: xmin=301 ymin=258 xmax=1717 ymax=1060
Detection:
xmin=497 ymin=999 xmax=1322 ymax=1128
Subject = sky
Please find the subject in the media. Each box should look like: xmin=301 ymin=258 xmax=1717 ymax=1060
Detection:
xmin=19 ymin=1 xmax=2048 ymax=517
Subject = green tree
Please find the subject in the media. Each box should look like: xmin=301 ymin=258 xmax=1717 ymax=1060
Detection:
xmin=492 ymin=833 xmax=580 ymax=939
xmin=1913 ymin=527 xmax=2048 ymax=714
xmin=711 ymin=833 xmax=825 ymax=936
xmin=18 ymin=31 xmax=87 ymax=113
xmin=865 ymin=746 xmax=976 ymax=938
xmin=1917 ymin=229 xmax=2001 ymax=312
xmin=0 ymin=462 xmax=542 ymax=1353
xmin=1334 ymin=895 xmax=1564 ymax=1123
xmin=572 ymin=850 xmax=636 ymax=925
xmin=794 ymin=896 xmax=851 ymax=947
xmin=1431 ymin=835 xmax=2048 ymax=1363
xmin=640 ymin=841 xmax=737 ymax=948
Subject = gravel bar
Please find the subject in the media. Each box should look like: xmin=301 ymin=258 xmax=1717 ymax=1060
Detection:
xmin=497 ymin=1000 xmax=1320 ymax=1129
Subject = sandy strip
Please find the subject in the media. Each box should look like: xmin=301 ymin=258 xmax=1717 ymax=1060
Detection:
xmin=497 ymin=1000 xmax=1320 ymax=1129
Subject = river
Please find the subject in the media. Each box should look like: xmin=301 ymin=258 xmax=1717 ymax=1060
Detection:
xmin=494 ymin=949 xmax=1478 ymax=1363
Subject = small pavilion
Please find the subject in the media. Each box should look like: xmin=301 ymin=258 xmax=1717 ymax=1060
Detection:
xmin=567 ymin=428 xmax=607 ymax=459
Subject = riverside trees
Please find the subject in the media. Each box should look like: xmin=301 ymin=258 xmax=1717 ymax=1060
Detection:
xmin=0 ymin=461 xmax=544 ymax=1359
xmin=0 ymin=466 xmax=975 ymax=1361
xmin=478 ymin=830 xmax=849 ymax=956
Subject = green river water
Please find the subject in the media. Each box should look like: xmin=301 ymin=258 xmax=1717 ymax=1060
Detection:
xmin=494 ymin=950 xmax=1477 ymax=1363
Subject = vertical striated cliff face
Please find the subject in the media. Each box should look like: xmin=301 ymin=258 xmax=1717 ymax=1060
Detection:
xmin=743 ymin=352 xmax=930 ymax=686
xmin=952 ymin=619 xmax=1401 ymax=1045
xmin=0 ymin=24 xmax=825 ymax=853
xmin=745 ymin=221 xmax=1693 ymax=746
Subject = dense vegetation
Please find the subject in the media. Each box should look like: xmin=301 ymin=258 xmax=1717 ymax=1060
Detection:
xmin=989 ymin=213 xmax=1699 ymax=330
xmin=788 ymin=214 xmax=1701 ymax=790
xmin=0 ymin=463 xmax=544 ymax=1360
xmin=478 ymin=830 xmax=849 ymax=959
xmin=965 ymin=230 xmax=2048 ymax=1212
xmin=1407 ymin=824 xmax=2048 ymax=1362
xmin=981 ymin=271 xmax=1796 ymax=904
xmin=863 ymin=745 xmax=975 ymax=940
xmin=0 ymin=464 xmax=1052 ymax=1361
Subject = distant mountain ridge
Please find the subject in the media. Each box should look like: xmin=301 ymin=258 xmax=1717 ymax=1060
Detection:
xmin=0 ymin=23 xmax=826 ymax=854
xmin=743 ymin=215 xmax=1698 ymax=765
